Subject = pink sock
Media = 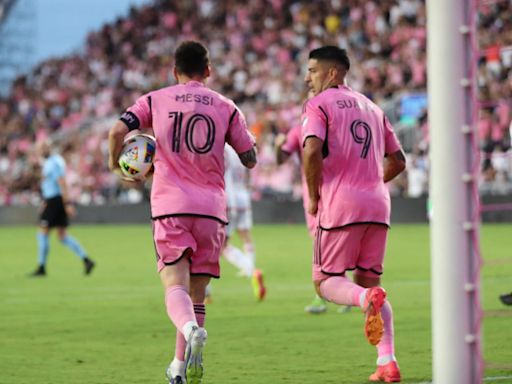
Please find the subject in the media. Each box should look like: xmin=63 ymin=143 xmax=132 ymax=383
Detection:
xmin=165 ymin=285 xmax=196 ymax=335
xmin=174 ymin=303 xmax=206 ymax=360
xmin=377 ymin=301 xmax=395 ymax=360
xmin=319 ymin=276 xmax=365 ymax=306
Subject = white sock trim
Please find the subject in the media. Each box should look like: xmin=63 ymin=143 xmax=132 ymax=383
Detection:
xmin=170 ymin=358 xmax=185 ymax=376
xmin=376 ymin=354 xmax=396 ymax=365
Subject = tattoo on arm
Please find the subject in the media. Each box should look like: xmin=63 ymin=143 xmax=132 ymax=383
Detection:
xmin=238 ymin=148 xmax=257 ymax=169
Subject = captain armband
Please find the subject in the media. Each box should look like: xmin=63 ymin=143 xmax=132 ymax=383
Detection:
xmin=119 ymin=111 xmax=141 ymax=131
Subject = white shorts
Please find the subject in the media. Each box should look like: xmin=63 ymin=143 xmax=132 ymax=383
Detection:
xmin=226 ymin=207 xmax=253 ymax=236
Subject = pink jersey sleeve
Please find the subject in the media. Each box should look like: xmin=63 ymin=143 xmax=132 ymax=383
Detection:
xmin=383 ymin=115 xmax=401 ymax=154
xmin=124 ymin=94 xmax=153 ymax=129
xmin=281 ymin=125 xmax=301 ymax=154
xmin=226 ymin=106 xmax=255 ymax=154
xmin=301 ymin=99 xmax=327 ymax=146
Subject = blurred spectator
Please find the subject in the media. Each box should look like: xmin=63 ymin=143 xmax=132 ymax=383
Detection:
xmin=0 ymin=0 xmax=511 ymax=205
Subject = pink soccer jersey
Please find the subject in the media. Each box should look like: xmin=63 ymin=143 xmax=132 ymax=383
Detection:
xmin=302 ymin=85 xmax=402 ymax=229
xmin=124 ymin=80 xmax=255 ymax=223
xmin=281 ymin=125 xmax=317 ymax=236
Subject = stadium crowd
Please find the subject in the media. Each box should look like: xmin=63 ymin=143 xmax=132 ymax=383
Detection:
xmin=0 ymin=0 xmax=511 ymax=205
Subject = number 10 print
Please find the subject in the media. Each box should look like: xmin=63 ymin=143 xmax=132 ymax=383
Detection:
xmin=169 ymin=111 xmax=216 ymax=154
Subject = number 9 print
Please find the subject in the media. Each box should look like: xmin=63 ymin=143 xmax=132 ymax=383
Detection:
xmin=350 ymin=119 xmax=372 ymax=159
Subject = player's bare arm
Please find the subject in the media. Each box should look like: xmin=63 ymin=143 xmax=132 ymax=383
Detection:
xmin=275 ymin=133 xmax=291 ymax=165
xmin=384 ymin=149 xmax=406 ymax=182
xmin=57 ymin=177 xmax=75 ymax=217
xmin=238 ymin=148 xmax=257 ymax=169
xmin=303 ymin=136 xmax=323 ymax=215
xmin=108 ymin=120 xmax=129 ymax=171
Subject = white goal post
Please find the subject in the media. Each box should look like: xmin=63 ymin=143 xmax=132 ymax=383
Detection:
xmin=427 ymin=0 xmax=482 ymax=383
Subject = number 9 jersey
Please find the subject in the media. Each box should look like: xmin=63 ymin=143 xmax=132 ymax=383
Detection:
xmin=121 ymin=80 xmax=255 ymax=223
xmin=301 ymin=85 xmax=402 ymax=229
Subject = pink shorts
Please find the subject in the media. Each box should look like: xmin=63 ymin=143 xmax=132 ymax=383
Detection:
xmin=152 ymin=216 xmax=226 ymax=277
xmin=312 ymin=223 xmax=388 ymax=282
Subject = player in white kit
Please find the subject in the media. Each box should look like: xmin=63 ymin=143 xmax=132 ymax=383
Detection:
xmin=223 ymin=144 xmax=266 ymax=301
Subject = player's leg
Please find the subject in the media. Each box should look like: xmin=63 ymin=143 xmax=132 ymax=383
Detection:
xmin=304 ymin=292 xmax=328 ymax=314
xmin=237 ymin=209 xmax=266 ymax=301
xmin=30 ymin=199 xmax=56 ymax=276
xmin=238 ymin=228 xmax=255 ymax=266
xmin=223 ymin=238 xmax=252 ymax=277
xmin=182 ymin=276 xmax=210 ymax=384
xmin=239 ymin=225 xmax=266 ymax=301
xmin=203 ymin=283 xmax=213 ymax=304
xmin=337 ymin=270 xmax=354 ymax=314
xmin=222 ymin=212 xmax=253 ymax=277
xmin=161 ymin=255 xmax=201 ymax=383
xmin=304 ymin=220 xmax=328 ymax=313
xmin=57 ymin=227 xmax=95 ymax=275
xmin=314 ymin=225 xmax=366 ymax=307
xmin=314 ymin=226 xmax=387 ymax=344
xmin=160 ymin=256 xmax=198 ymax=339
xmin=153 ymin=217 xmax=201 ymax=383
xmin=177 ymin=217 xmax=224 ymax=384
xmin=356 ymin=225 xmax=400 ymax=382
xmin=169 ymin=275 xmax=209 ymax=384
xmin=237 ymin=192 xmax=255 ymax=263
xmin=30 ymin=225 xmax=50 ymax=276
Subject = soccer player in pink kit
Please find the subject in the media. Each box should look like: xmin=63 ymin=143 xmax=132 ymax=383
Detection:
xmin=276 ymin=125 xmax=316 ymax=236
xmin=302 ymin=46 xmax=406 ymax=382
xmin=108 ymin=41 xmax=256 ymax=384
xmin=276 ymin=125 xmax=328 ymax=313
xmin=277 ymin=120 xmax=351 ymax=315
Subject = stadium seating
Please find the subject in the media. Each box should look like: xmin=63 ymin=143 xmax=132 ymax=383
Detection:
xmin=0 ymin=0 xmax=510 ymax=205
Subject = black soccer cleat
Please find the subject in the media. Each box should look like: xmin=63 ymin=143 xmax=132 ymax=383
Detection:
xmin=499 ymin=292 xmax=512 ymax=306
xmin=84 ymin=258 xmax=95 ymax=275
xmin=28 ymin=265 xmax=46 ymax=277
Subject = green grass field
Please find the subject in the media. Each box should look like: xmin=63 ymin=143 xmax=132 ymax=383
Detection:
xmin=1 ymin=224 xmax=511 ymax=384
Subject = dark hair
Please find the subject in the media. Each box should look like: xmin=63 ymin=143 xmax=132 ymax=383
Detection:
xmin=309 ymin=46 xmax=350 ymax=71
xmin=174 ymin=41 xmax=210 ymax=76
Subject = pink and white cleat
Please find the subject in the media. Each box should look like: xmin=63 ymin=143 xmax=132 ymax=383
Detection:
xmin=369 ymin=361 xmax=401 ymax=382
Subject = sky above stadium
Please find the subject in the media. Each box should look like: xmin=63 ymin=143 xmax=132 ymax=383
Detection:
xmin=34 ymin=0 xmax=150 ymax=64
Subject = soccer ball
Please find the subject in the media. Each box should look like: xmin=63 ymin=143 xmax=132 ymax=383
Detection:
xmin=118 ymin=133 xmax=156 ymax=180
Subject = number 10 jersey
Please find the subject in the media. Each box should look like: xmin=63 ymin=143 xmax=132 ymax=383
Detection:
xmin=123 ymin=80 xmax=255 ymax=223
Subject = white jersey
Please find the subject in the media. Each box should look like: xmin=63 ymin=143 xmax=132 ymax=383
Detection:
xmin=224 ymin=144 xmax=251 ymax=210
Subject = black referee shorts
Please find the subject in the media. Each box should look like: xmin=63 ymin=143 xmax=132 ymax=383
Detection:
xmin=39 ymin=196 xmax=69 ymax=228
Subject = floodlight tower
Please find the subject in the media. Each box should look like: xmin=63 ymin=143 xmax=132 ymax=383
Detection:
xmin=427 ymin=0 xmax=482 ymax=383
xmin=0 ymin=0 xmax=35 ymax=96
